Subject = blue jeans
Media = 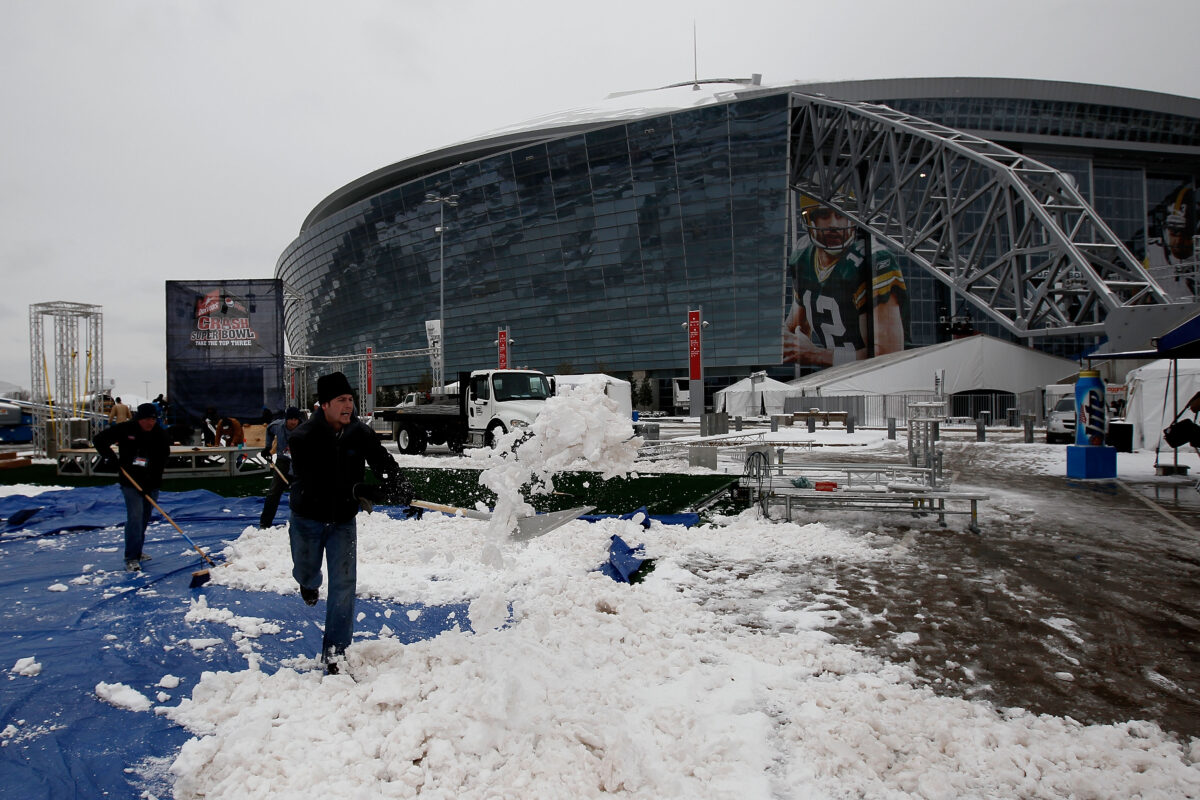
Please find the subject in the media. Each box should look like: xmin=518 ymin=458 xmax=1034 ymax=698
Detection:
xmin=120 ymin=483 xmax=156 ymax=561
xmin=288 ymin=514 xmax=357 ymax=656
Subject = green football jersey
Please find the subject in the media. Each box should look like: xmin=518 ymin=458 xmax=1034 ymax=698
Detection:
xmin=789 ymin=240 xmax=908 ymax=362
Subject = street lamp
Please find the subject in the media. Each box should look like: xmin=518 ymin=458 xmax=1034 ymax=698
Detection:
xmin=425 ymin=191 xmax=459 ymax=393
xmin=750 ymin=370 xmax=766 ymax=418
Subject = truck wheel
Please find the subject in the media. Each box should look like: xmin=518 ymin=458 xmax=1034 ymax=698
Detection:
xmin=396 ymin=423 xmax=417 ymax=455
xmin=485 ymin=421 xmax=507 ymax=449
xmin=410 ymin=427 xmax=427 ymax=456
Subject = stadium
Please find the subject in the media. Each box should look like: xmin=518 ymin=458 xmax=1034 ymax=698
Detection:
xmin=276 ymin=77 xmax=1200 ymax=408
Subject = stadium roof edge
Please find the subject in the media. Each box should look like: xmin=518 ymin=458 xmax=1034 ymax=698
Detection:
xmin=299 ymin=76 xmax=1200 ymax=234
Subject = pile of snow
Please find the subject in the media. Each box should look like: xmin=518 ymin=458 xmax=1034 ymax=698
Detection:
xmin=95 ymin=681 xmax=152 ymax=713
xmin=469 ymin=375 xmax=641 ymax=535
xmin=10 ymin=657 xmax=41 ymax=677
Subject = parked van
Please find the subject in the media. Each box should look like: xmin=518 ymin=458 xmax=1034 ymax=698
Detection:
xmin=1046 ymin=396 xmax=1076 ymax=443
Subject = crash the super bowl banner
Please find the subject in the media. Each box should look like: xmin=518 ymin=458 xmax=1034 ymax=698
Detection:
xmin=190 ymin=289 xmax=258 ymax=346
xmin=165 ymin=279 xmax=285 ymax=423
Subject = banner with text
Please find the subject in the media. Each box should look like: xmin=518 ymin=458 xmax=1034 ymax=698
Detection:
xmin=165 ymin=279 xmax=285 ymax=425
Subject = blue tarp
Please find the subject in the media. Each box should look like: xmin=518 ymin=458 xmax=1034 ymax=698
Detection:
xmin=0 ymin=486 xmax=467 ymax=799
xmin=0 ymin=488 xmax=693 ymax=797
xmin=597 ymin=534 xmax=648 ymax=583
xmin=580 ymin=508 xmax=699 ymax=528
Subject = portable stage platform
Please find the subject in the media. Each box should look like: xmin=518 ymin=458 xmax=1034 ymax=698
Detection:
xmin=56 ymin=446 xmax=270 ymax=479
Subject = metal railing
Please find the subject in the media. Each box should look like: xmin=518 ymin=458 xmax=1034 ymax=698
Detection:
xmin=783 ymin=392 xmax=1026 ymax=427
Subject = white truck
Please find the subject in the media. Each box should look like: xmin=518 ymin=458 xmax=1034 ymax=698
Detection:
xmin=375 ymin=369 xmax=552 ymax=454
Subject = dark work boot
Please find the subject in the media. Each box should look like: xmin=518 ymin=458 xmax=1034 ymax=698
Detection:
xmin=323 ymin=646 xmax=345 ymax=675
xmin=300 ymin=586 xmax=319 ymax=606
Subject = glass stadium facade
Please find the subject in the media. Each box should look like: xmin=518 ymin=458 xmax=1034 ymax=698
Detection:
xmin=277 ymin=78 xmax=1200 ymax=403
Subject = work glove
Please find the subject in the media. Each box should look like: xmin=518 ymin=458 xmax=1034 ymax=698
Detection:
xmin=260 ymin=448 xmax=271 ymax=460
xmin=352 ymin=483 xmax=379 ymax=514
xmin=381 ymin=473 xmax=415 ymax=507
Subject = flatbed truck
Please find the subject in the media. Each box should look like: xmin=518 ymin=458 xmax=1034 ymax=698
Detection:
xmin=374 ymin=369 xmax=552 ymax=454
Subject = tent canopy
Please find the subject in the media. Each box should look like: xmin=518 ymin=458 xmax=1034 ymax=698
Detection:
xmin=715 ymin=375 xmax=794 ymax=416
xmin=1123 ymin=358 xmax=1200 ymax=450
xmin=787 ymin=334 xmax=1080 ymax=396
xmin=1090 ymin=305 xmax=1200 ymax=360
xmin=1153 ymin=309 xmax=1200 ymax=358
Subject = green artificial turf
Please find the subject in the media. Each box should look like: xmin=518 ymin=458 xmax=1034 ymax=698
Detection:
xmin=404 ymin=468 xmax=737 ymax=515
xmin=2 ymin=462 xmax=737 ymax=514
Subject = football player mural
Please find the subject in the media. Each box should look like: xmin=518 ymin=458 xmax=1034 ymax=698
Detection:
xmin=782 ymin=191 xmax=910 ymax=371
xmin=1143 ymin=185 xmax=1197 ymax=302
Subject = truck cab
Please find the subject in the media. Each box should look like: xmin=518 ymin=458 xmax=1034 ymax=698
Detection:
xmin=465 ymin=369 xmax=552 ymax=449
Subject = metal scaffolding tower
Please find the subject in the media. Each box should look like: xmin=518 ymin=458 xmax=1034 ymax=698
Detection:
xmin=29 ymin=302 xmax=104 ymax=455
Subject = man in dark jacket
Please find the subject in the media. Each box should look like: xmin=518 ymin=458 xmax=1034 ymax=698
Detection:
xmin=288 ymin=372 xmax=413 ymax=673
xmin=93 ymin=403 xmax=171 ymax=572
xmin=259 ymin=406 xmax=304 ymax=528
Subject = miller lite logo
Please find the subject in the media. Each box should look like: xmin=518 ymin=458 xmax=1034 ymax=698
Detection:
xmin=1081 ymin=388 xmax=1106 ymax=445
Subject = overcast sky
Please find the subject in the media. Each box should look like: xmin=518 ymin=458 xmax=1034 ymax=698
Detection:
xmin=2 ymin=0 xmax=1198 ymax=400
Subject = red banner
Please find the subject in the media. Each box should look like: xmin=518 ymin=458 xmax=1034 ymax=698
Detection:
xmin=688 ymin=310 xmax=701 ymax=381
xmin=497 ymin=329 xmax=508 ymax=369
xmin=366 ymin=347 xmax=374 ymax=396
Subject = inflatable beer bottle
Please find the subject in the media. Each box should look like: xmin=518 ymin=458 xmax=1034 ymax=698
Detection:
xmin=1074 ymin=369 xmax=1106 ymax=447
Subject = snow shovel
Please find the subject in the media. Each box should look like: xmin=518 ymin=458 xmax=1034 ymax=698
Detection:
xmin=265 ymin=459 xmax=290 ymax=485
xmin=120 ymin=468 xmax=215 ymax=587
xmin=410 ymin=499 xmax=595 ymax=541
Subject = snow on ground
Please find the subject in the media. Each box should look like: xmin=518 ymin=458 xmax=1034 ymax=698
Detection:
xmin=0 ymin=483 xmax=67 ymax=498
xmin=167 ymin=507 xmax=1200 ymax=799
xmin=153 ymin=393 xmax=1200 ymax=798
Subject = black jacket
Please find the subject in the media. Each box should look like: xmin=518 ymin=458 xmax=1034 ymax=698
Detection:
xmin=287 ymin=409 xmax=400 ymax=523
xmin=93 ymin=420 xmax=171 ymax=491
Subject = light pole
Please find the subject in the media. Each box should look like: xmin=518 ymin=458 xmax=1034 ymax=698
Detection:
xmin=750 ymin=370 xmax=766 ymax=418
xmin=424 ymin=191 xmax=459 ymax=393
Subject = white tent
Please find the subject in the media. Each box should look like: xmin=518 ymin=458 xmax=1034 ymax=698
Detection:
xmin=715 ymin=376 xmax=794 ymax=417
xmin=787 ymin=335 xmax=1079 ymax=396
xmin=1123 ymin=359 xmax=1200 ymax=450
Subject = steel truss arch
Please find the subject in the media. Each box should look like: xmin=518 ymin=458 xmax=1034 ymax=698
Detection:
xmin=788 ymin=93 xmax=1176 ymax=339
